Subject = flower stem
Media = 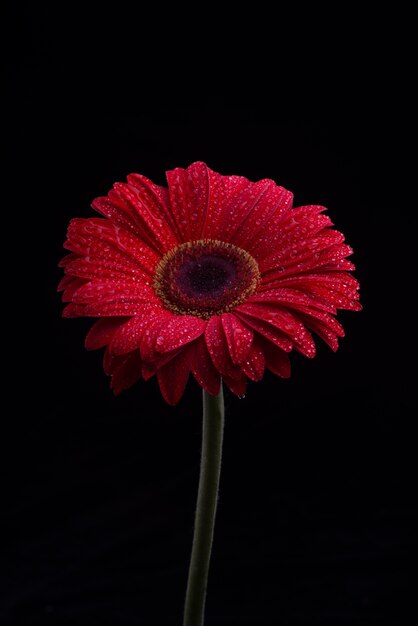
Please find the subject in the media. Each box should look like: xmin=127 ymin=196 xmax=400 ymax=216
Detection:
xmin=183 ymin=385 xmax=225 ymax=626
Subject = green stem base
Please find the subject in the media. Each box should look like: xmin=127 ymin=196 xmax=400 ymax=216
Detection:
xmin=182 ymin=385 xmax=225 ymax=626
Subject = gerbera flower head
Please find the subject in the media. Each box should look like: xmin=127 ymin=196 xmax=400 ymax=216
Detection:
xmin=59 ymin=162 xmax=361 ymax=404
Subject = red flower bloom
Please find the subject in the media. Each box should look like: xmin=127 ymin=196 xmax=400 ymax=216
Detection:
xmin=59 ymin=162 xmax=361 ymax=404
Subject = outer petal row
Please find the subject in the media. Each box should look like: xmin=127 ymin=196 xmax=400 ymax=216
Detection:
xmin=165 ymin=162 xmax=293 ymax=256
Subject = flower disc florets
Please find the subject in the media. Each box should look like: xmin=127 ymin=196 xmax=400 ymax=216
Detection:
xmin=154 ymin=239 xmax=260 ymax=319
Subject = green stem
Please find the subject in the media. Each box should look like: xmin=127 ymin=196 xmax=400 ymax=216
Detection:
xmin=183 ymin=385 xmax=225 ymax=626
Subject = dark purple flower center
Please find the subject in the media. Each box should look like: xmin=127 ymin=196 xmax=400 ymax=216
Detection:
xmin=154 ymin=239 xmax=260 ymax=319
xmin=177 ymin=255 xmax=236 ymax=297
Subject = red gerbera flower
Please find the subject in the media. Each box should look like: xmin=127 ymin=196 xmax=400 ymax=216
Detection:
xmin=59 ymin=162 xmax=361 ymax=405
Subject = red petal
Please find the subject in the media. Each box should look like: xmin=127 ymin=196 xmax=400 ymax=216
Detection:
xmin=237 ymin=302 xmax=315 ymax=358
xmin=241 ymin=343 xmax=265 ymax=381
xmin=157 ymin=346 xmax=193 ymax=405
xmin=166 ymin=162 xmax=273 ymax=243
xmin=103 ymin=346 xmax=117 ymax=375
xmin=62 ymin=303 xmax=87 ymax=318
xmin=205 ymin=316 xmax=243 ymax=379
xmin=110 ymin=351 xmax=142 ymax=395
xmin=70 ymin=281 xmax=154 ymax=305
xmin=295 ymin=307 xmax=347 ymax=352
xmin=212 ymin=179 xmax=291 ymax=247
xmin=84 ymin=301 xmax=157 ymax=317
xmin=61 ymin=277 xmax=88 ymax=302
xmin=109 ymin=316 xmax=147 ymax=355
xmin=65 ymin=218 xmax=159 ymax=276
xmin=251 ymin=205 xmax=331 ymax=261
xmin=127 ymin=172 xmax=181 ymax=240
xmin=221 ymin=313 xmax=253 ymax=364
xmin=273 ymin=271 xmax=359 ymax=291
xmin=298 ymin=283 xmax=361 ymax=311
xmin=275 ymin=243 xmax=354 ymax=280
xmin=165 ymin=162 xmax=223 ymax=241
xmin=223 ymin=373 xmax=247 ymax=398
xmin=103 ymin=348 xmax=142 ymax=393
xmin=259 ymin=339 xmax=291 ymax=378
xmin=190 ymin=337 xmax=221 ymax=396
xmin=57 ymin=274 xmax=79 ymax=291
xmin=63 ymin=256 xmax=151 ymax=283
xmin=260 ymin=231 xmax=346 ymax=274
xmin=293 ymin=306 xmax=345 ymax=336
xmin=141 ymin=348 xmax=183 ymax=381
xmin=58 ymin=252 xmax=79 ymax=267
xmin=92 ymin=171 xmax=178 ymax=254
xmin=204 ymin=174 xmax=252 ymax=240
xmin=306 ymin=321 xmax=340 ymax=351
xmin=230 ymin=180 xmax=293 ymax=252
xmin=85 ymin=317 xmax=128 ymax=350
xmin=154 ymin=315 xmax=206 ymax=354
xmin=141 ymin=362 xmax=156 ymax=381
xmin=320 ymin=259 xmax=356 ymax=271
xmin=234 ymin=311 xmax=293 ymax=353
xmin=92 ymin=196 xmax=141 ymax=237
xmin=139 ymin=312 xmax=174 ymax=362
xmin=88 ymin=296 xmax=160 ymax=316
xmin=110 ymin=182 xmax=178 ymax=252
xmin=250 ymin=288 xmax=336 ymax=314
xmin=64 ymin=300 xmax=161 ymax=319
xmin=167 ymin=163 xmax=285 ymax=243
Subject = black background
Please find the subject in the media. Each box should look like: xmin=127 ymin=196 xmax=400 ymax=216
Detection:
xmin=3 ymin=5 xmax=416 ymax=626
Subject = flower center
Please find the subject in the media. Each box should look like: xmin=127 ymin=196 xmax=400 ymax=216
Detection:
xmin=154 ymin=239 xmax=260 ymax=319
